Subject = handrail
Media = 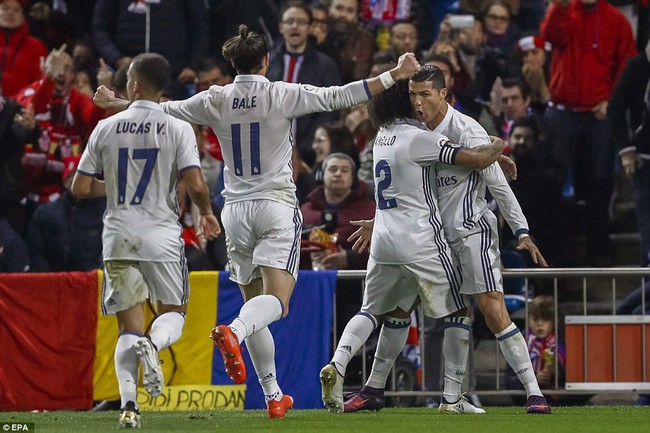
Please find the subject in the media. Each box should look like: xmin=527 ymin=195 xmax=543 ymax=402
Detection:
xmin=332 ymin=267 xmax=650 ymax=399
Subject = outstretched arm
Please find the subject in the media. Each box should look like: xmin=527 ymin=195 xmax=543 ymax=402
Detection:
xmin=365 ymin=53 xmax=421 ymax=97
xmin=454 ymin=136 xmax=505 ymax=170
xmin=93 ymin=85 xmax=129 ymax=112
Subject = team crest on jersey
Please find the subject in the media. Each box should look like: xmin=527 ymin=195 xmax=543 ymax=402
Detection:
xmin=437 ymin=136 xmax=455 ymax=148
xmin=302 ymin=85 xmax=318 ymax=93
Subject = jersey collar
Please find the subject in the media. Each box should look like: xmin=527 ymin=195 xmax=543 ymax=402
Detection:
xmin=129 ymin=100 xmax=164 ymax=111
xmin=234 ymin=74 xmax=270 ymax=84
xmin=432 ymin=102 xmax=453 ymax=134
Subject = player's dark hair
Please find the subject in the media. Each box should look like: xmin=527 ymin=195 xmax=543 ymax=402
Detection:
xmin=528 ymin=295 xmax=554 ymax=322
xmin=130 ymin=53 xmax=170 ymax=93
xmin=279 ymin=0 xmax=312 ymax=23
xmin=410 ymin=64 xmax=446 ymax=91
xmin=222 ymin=24 xmax=269 ymax=74
xmin=368 ymin=79 xmax=412 ymax=129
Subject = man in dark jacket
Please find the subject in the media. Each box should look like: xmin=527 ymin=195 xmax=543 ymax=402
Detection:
xmin=267 ymin=0 xmax=342 ymax=166
xmin=27 ymin=155 xmax=105 ymax=271
xmin=609 ymin=38 xmax=650 ymax=268
xmin=300 ymin=153 xmax=375 ymax=346
xmin=91 ymin=0 xmax=210 ymax=100
xmin=0 ymin=84 xmax=40 ymax=235
xmin=0 ymin=218 xmax=29 ymax=272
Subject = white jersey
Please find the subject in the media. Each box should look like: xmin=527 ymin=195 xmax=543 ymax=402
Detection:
xmin=161 ymin=75 xmax=371 ymax=207
xmin=78 ymin=100 xmax=199 ymax=261
xmin=432 ymin=104 xmax=529 ymax=243
xmin=370 ymin=118 xmax=459 ymax=264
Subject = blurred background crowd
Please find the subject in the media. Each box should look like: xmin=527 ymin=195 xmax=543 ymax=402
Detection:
xmin=2 ymin=0 xmax=648 ymax=276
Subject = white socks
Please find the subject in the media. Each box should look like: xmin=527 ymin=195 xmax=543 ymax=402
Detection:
xmin=229 ymin=295 xmax=283 ymax=344
xmin=246 ymin=327 xmax=283 ymax=403
xmin=331 ymin=312 xmax=378 ymax=376
xmin=496 ymin=322 xmax=542 ymax=397
xmin=115 ymin=333 xmax=140 ymax=409
xmin=442 ymin=316 xmax=471 ymax=403
xmin=149 ymin=311 xmax=185 ymax=351
xmin=366 ymin=316 xmax=411 ymax=389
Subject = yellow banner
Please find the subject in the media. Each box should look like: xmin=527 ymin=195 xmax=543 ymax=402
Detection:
xmin=93 ymin=271 xmax=220 ymax=401
xmin=137 ymin=385 xmax=245 ymax=411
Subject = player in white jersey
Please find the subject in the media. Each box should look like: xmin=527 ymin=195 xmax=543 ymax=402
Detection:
xmin=72 ymin=53 xmax=221 ymax=428
xmin=410 ymin=65 xmax=551 ymax=414
xmin=93 ymin=25 xmax=420 ymax=418
xmin=319 ymin=78 xmax=506 ymax=413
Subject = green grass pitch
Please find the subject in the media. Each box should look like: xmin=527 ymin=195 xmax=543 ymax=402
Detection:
xmin=1 ymin=406 xmax=648 ymax=433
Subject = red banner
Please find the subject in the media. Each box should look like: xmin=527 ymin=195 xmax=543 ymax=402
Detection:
xmin=0 ymin=272 xmax=98 ymax=411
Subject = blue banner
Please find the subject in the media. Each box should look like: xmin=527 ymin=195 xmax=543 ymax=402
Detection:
xmin=211 ymin=271 xmax=337 ymax=409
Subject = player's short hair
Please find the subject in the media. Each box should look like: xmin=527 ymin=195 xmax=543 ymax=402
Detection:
xmin=410 ymin=64 xmax=446 ymax=91
xmin=368 ymin=79 xmax=412 ymax=129
xmin=130 ymin=53 xmax=171 ymax=93
xmin=528 ymin=295 xmax=554 ymax=322
xmin=222 ymin=25 xmax=269 ymax=74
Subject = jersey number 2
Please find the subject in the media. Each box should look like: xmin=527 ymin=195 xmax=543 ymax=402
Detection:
xmin=232 ymin=122 xmax=261 ymax=176
xmin=375 ymin=160 xmax=398 ymax=210
xmin=118 ymin=148 xmax=159 ymax=205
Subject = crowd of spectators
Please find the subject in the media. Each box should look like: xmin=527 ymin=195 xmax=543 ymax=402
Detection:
xmin=0 ymin=0 xmax=648 ymax=276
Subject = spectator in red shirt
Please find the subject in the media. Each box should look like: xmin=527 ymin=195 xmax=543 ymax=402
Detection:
xmin=540 ymin=0 xmax=636 ymax=266
xmin=0 ymin=0 xmax=48 ymax=98
xmin=16 ymin=44 xmax=108 ymax=212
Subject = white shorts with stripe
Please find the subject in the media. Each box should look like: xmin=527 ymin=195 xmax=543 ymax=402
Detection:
xmin=361 ymin=256 xmax=469 ymax=319
xmin=222 ymin=199 xmax=302 ymax=285
xmin=451 ymin=211 xmax=503 ymax=295
xmin=101 ymin=260 xmax=189 ymax=315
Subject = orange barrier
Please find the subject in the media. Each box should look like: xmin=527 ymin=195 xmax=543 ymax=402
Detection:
xmin=565 ymin=315 xmax=650 ymax=391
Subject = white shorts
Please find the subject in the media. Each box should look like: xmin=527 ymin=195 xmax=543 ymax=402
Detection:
xmin=222 ymin=199 xmax=302 ymax=285
xmin=361 ymin=256 xmax=469 ymax=319
xmin=101 ymin=260 xmax=189 ymax=315
xmin=451 ymin=212 xmax=503 ymax=295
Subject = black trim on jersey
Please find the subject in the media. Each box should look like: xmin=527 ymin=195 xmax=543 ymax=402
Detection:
xmin=478 ymin=216 xmax=498 ymax=292
xmin=421 ymin=166 xmax=464 ymax=309
xmin=286 ymin=207 xmax=301 ymax=275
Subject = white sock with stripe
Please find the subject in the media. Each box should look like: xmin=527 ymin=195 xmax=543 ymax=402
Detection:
xmin=245 ymin=327 xmax=283 ymax=403
xmin=331 ymin=312 xmax=378 ymax=376
xmin=115 ymin=333 xmax=140 ymax=409
xmin=229 ymin=295 xmax=283 ymax=343
xmin=496 ymin=322 xmax=542 ymax=397
xmin=366 ymin=316 xmax=411 ymax=389
xmin=442 ymin=316 xmax=471 ymax=403
xmin=149 ymin=311 xmax=185 ymax=351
